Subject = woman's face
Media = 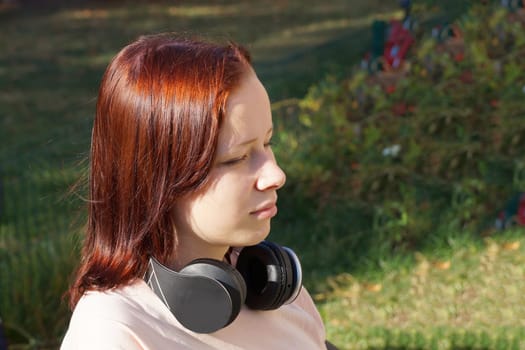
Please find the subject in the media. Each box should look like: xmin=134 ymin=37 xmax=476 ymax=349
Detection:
xmin=173 ymin=69 xmax=286 ymax=258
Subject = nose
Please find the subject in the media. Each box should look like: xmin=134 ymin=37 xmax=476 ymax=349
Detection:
xmin=255 ymin=155 xmax=286 ymax=191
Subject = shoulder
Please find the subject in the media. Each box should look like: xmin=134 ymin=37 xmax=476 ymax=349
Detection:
xmin=65 ymin=285 xmax=138 ymax=327
xmin=61 ymin=283 xmax=147 ymax=349
xmin=67 ymin=279 xmax=175 ymax=325
xmin=211 ymin=286 xmax=326 ymax=349
xmin=60 ymin=316 xmax=143 ymax=350
xmin=61 ymin=280 xmax=214 ymax=350
xmin=290 ymin=286 xmax=326 ymax=330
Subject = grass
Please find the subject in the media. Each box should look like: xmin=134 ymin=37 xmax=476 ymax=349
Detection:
xmin=315 ymin=229 xmax=525 ymax=349
xmin=0 ymin=0 xmax=489 ymax=348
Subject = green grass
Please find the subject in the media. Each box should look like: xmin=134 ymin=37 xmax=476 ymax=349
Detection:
xmin=315 ymin=229 xmax=525 ymax=349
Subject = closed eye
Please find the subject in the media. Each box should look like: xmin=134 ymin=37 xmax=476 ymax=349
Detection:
xmin=220 ymin=154 xmax=248 ymax=166
xmin=219 ymin=136 xmax=273 ymax=167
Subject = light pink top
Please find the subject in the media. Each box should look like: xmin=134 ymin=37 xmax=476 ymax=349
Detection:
xmin=60 ymin=279 xmax=326 ymax=349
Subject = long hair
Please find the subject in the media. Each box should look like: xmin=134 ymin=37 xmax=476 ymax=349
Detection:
xmin=68 ymin=34 xmax=251 ymax=308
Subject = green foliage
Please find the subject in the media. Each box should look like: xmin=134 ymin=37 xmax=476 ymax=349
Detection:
xmin=274 ymin=1 xmax=525 ymax=255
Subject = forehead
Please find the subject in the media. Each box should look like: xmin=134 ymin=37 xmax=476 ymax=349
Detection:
xmin=226 ymin=69 xmax=269 ymax=114
xmin=217 ymin=71 xmax=272 ymax=148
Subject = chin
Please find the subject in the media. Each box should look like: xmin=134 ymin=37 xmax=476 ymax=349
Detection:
xmin=241 ymin=227 xmax=271 ymax=247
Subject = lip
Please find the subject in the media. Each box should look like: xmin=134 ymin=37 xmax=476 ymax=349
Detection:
xmin=250 ymin=202 xmax=278 ymax=220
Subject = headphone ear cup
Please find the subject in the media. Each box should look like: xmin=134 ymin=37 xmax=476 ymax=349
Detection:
xmin=280 ymin=246 xmax=303 ymax=305
xmin=236 ymin=241 xmax=301 ymax=310
xmin=146 ymin=257 xmax=245 ymax=333
xmin=259 ymin=241 xmax=293 ymax=309
xmin=181 ymin=259 xmax=247 ymax=326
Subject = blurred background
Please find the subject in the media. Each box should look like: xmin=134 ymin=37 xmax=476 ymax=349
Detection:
xmin=1 ymin=0 xmax=525 ymax=349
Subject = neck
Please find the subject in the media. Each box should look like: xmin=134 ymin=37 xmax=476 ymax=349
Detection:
xmin=170 ymin=234 xmax=230 ymax=271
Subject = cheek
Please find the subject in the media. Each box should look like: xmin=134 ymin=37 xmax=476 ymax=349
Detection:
xmin=184 ymin=197 xmax=241 ymax=244
xmin=188 ymin=182 xmax=247 ymax=225
xmin=176 ymin=171 xmax=254 ymax=236
xmin=198 ymin=182 xmax=247 ymax=217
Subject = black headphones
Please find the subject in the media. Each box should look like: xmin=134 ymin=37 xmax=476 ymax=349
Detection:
xmin=144 ymin=240 xmax=302 ymax=333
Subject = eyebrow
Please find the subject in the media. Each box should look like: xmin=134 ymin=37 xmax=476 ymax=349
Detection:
xmin=233 ymin=127 xmax=273 ymax=148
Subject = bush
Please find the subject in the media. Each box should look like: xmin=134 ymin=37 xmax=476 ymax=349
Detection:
xmin=274 ymin=2 xmax=525 ymax=255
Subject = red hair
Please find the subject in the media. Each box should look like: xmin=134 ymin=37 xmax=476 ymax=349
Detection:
xmin=68 ymin=34 xmax=251 ymax=308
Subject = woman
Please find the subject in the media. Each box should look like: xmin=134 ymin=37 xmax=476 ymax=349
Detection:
xmin=61 ymin=34 xmax=331 ymax=349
